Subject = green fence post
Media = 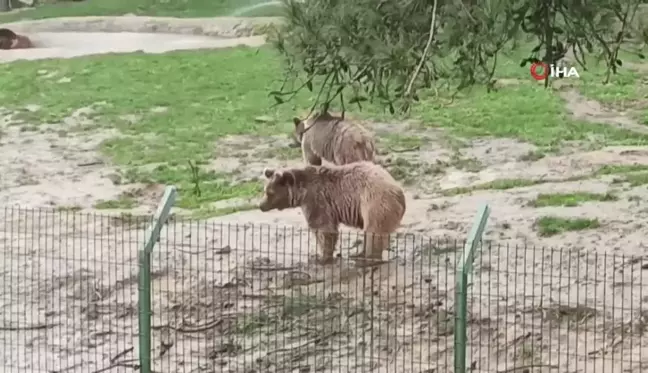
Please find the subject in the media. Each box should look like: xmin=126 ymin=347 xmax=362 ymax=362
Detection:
xmin=138 ymin=186 xmax=177 ymax=373
xmin=454 ymin=204 xmax=490 ymax=373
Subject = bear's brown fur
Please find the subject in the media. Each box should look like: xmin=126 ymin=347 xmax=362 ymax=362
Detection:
xmin=12 ymin=35 xmax=34 ymax=49
xmin=0 ymin=29 xmax=17 ymax=50
xmin=259 ymin=161 xmax=406 ymax=265
xmin=292 ymin=111 xmax=376 ymax=165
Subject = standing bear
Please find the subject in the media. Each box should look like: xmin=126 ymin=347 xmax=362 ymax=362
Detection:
xmin=292 ymin=111 xmax=376 ymax=165
xmin=259 ymin=161 xmax=406 ymax=265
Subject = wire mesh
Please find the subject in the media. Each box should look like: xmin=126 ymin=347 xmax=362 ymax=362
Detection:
xmin=469 ymin=242 xmax=648 ymax=372
xmin=5 ymin=207 xmax=644 ymax=373
xmin=0 ymin=208 xmax=459 ymax=373
xmin=0 ymin=207 xmax=150 ymax=373
xmin=150 ymin=221 xmax=458 ymax=373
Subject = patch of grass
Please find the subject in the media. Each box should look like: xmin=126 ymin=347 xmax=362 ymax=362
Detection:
xmin=94 ymin=196 xmax=137 ymax=209
xmin=0 ymin=0 xmax=278 ymax=23
xmin=530 ymin=192 xmax=617 ymax=207
xmin=258 ymin=145 xmax=302 ymax=160
xmin=594 ymin=165 xmax=648 ymax=186
xmin=620 ymin=171 xmax=648 ymax=186
xmin=596 ymin=164 xmax=648 ymax=175
xmin=414 ymin=83 xmax=648 ymax=146
xmin=387 ymin=157 xmax=445 ymax=185
xmin=122 ymin=164 xmax=262 ymax=209
xmin=3 ymin=41 xmax=647 ymax=215
xmin=576 ymin=47 xmax=648 ymax=109
xmin=536 ymin=216 xmax=601 ymax=237
xmin=444 ymin=163 xmax=648 ymax=196
xmin=449 ymin=153 xmax=483 ymax=172
xmin=442 ymin=178 xmax=543 ymax=196
xmin=382 ymin=134 xmax=426 ymax=151
xmin=0 ymin=47 xmax=303 ymax=211
xmin=518 ymin=150 xmax=546 ymax=162
xmin=411 ymin=41 xmax=648 ymax=147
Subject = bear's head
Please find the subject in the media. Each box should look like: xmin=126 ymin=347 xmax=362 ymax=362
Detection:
xmin=259 ymin=168 xmax=297 ymax=212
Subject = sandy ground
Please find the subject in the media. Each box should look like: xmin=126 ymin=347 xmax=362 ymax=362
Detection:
xmin=2 ymin=15 xmax=648 ymax=373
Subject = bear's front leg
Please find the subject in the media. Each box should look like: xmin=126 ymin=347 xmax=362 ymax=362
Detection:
xmin=314 ymin=228 xmax=338 ymax=265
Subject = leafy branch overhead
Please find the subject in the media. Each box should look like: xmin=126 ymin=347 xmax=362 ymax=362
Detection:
xmin=269 ymin=0 xmax=646 ymax=113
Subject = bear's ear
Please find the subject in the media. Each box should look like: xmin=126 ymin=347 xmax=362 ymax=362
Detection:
xmin=292 ymin=117 xmax=301 ymax=127
xmin=280 ymin=171 xmax=296 ymax=186
xmin=263 ymin=168 xmax=275 ymax=179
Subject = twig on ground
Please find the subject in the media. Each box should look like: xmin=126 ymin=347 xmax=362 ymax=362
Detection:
xmin=388 ymin=145 xmax=420 ymax=153
xmin=0 ymin=323 xmax=58 ymax=331
xmin=175 ymin=245 xmax=232 ymax=255
xmin=587 ymin=334 xmax=623 ymax=356
xmin=110 ymin=347 xmax=134 ymax=364
xmin=152 ymin=315 xmax=241 ymax=333
xmin=497 ymin=364 xmax=558 ymax=373
xmin=90 ymin=359 xmax=139 ymax=373
xmin=247 ymin=265 xmax=298 ymax=271
xmin=77 ymin=160 xmax=104 ymax=167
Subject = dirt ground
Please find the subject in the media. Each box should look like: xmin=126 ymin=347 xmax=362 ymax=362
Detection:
xmin=2 ymin=15 xmax=648 ymax=373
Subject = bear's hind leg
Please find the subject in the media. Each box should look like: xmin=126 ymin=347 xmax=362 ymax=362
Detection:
xmin=355 ymin=231 xmax=390 ymax=266
xmin=355 ymin=210 xmax=401 ymax=266
xmin=314 ymin=228 xmax=338 ymax=264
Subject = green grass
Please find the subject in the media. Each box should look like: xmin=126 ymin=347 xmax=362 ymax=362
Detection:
xmin=414 ymin=83 xmax=648 ymax=147
xmin=596 ymin=165 xmax=648 ymax=186
xmin=411 ymin=41 xmax=648 ymax=147
xmin=191 ymin=203 xmax=258 ymax=219
xmin=442 ymin=164 xmax=648 ymax=196
xmin=1 ymin=36 xmax=648 ymax=214
xmin=121 ymin=164 xmax=263 ymax=209
xmin=618 ymin=171 xmax=648 ymax=186
xmin=536 ymin=216 xmax=601 ymax=237
xmin=0 ymin=47 xmax=308 ymax=210
xmin=94 ymin=196 xmax=137 ymax=209
xmin=442 ymin=178 xmax=545 ymax=196
xmin=0 ymin=0 xmax=283 ymax=23
xmin=596 ymin=164 xmax=648 ymax=175
xmin=530 ymin=192 xmax=618 ymax=207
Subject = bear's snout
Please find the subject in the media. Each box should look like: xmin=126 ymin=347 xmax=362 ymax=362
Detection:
xmin=259 ymin=200 xmax=272 ymax=212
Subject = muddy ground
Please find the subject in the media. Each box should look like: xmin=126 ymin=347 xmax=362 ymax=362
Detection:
xmin=2 ymin=16 xmax=648 ymax=373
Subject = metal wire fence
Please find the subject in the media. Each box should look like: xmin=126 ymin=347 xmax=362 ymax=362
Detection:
xmin=1 ymin=194 xmax=647 ymax=372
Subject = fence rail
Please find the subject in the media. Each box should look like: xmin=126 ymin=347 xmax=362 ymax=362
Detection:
xmin=1 ymin=195 xmax=647 ymax=373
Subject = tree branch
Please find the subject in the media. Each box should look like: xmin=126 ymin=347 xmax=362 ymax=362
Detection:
xmin=405 ymin=0 xmax=439 ymax=98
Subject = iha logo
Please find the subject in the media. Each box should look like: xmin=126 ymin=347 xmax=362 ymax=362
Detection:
xmin=529 ymin=62 xmax=580 ymax=80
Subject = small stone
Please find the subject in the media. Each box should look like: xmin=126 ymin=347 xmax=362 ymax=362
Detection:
xmin=254 ymin=115 xmax=274 ymax=123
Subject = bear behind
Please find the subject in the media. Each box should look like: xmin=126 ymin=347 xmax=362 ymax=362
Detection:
xmin=293 ymin=111 xmax=376 ymax=165
xmin=259 ymin=161 xmax=405 ymax=265
xmin=12 ymin=35 xmax=34 ymax=49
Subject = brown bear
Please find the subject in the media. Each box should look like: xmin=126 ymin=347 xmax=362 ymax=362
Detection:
xmin=259 ymin=161 xmax=406 ymax=265
xmin=292 ymin=111 xmax=376 ymax=165
xmin=0 ymin=29 xmax=33 ymax=50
